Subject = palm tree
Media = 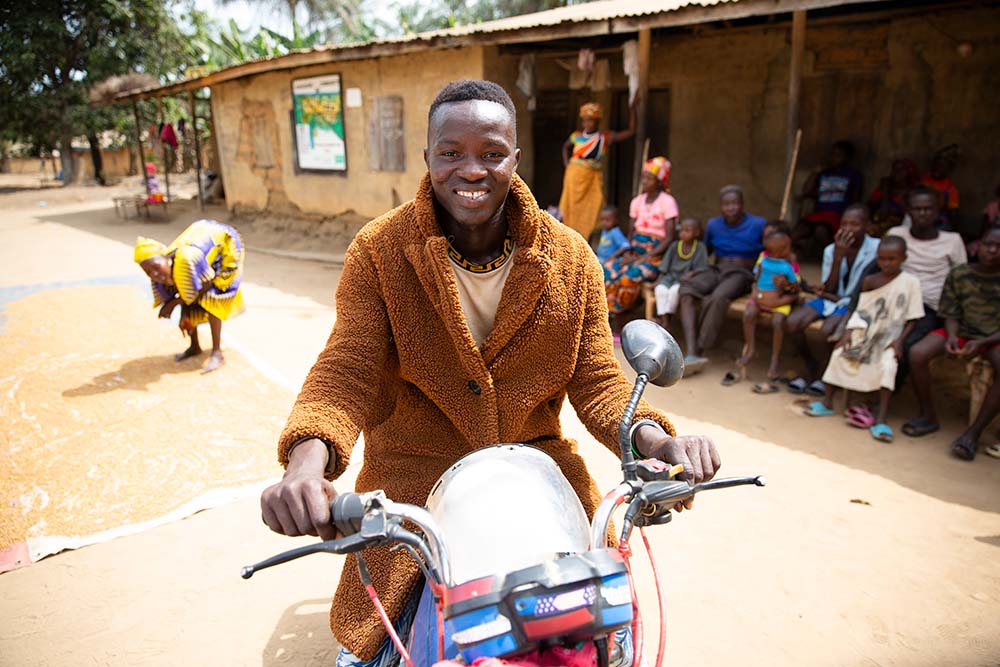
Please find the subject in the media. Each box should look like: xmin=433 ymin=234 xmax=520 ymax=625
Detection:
xmin=216 ymin=0 xmax=364 ymax=41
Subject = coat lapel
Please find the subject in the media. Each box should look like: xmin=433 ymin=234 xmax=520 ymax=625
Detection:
xmin=403 ymin=173 xmax=553 ymax=367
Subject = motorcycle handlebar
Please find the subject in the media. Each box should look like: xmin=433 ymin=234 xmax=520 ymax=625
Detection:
xmin=590 ymin=474 xmax=766 ymax=549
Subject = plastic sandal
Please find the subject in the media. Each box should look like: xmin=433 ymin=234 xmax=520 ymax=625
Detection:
xmin=787 ymin=377 xmax=808 ymax=394
xmin=683 ymin=355 xmax=709 ymax=376
xmin=984 ymin=443 xmax=1000 ymax=459
xmin=901 ymin=416 xmax=940 ymax=437
xmin=804 ymin=401 xmax=836 ymax=417
xmin=721 ymin=369 xmax=743 ymax=386
xmin=870 ymin=423 xmax=894 ymax=442
xmin=845 ymin=404 xmax=875 ymax=429
xmin=752 ymin=381 xmax=780 ymax=394
xmin=951 ymin=435 xmax=977 ymax=461
xmin=806 ymin=380 xmax=826 ymax=397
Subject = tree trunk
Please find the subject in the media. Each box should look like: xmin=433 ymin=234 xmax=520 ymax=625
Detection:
xmin=59 ymin=131 xmax=75 ymax=184
xmin=87 ymin=131 xmax=106 ymax=185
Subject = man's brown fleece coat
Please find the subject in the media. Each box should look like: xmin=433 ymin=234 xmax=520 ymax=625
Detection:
xmin=278 ymin=173 xmax=674 ymax=660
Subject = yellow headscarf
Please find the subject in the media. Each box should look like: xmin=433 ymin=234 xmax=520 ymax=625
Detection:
xmin=644 ymin=156 xmax=672 ymax=192
xmin=579 ymin=102 xmax=602 ymax=120
xmin=134 ymin=236 xmax=167 ymax=264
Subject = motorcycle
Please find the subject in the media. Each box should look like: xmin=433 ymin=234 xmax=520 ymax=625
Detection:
xmin=243 ymin=320 xmax=765 ymax=667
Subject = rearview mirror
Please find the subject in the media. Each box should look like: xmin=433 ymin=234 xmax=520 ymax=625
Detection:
xmin=620 ymin=319 xmax=684 ymax=387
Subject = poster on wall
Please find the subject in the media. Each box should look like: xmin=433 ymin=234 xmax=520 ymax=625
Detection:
xmin=292 ymin=74 xmax=347 ymax=171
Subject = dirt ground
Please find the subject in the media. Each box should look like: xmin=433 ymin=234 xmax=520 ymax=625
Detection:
xmin=0 ymin=178 xmax=998 ymax=667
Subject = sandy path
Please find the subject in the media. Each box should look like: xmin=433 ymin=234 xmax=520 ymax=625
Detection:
xmin=0 ymin=186 xmax=997 ymax=666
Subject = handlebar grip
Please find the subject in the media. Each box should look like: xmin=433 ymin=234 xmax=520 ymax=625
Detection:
xmin=331 ymin=493 xmax=366 ymax=537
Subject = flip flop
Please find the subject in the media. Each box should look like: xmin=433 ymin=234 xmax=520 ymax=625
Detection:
xmin=870 ymin=423 xmax=894 ymax=443
xmin=951 ymin=435 xmax=977 ymax=461
xmin=984 ymin=443 xmax=1000 ymax=459
xmin=806 ymin=380 xmax=826 ymax=397
xmin=721 ymin=369 xmax=743 ymax=386
xmin=683 ymin=355 xmax=709 ymax=376
xmin=901 ymin=416 xmax=940 ymax=438
xmin=845 ymin=404 xmax=875 ymax=429
xmin=787 ymin=377 xmax=808 ymax=394
xmin=804 ymin=401 xmax=835 ymax=417
xmin=752 ymin=381 xmax=780 ymax=394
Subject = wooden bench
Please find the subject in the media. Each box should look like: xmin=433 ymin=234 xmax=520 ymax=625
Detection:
xmin=112 ymin=195 xmax=169 ymax=221
xmin=638 ymin=284 xmax=823 ymax=332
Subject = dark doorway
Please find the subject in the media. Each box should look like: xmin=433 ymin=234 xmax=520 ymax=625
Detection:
xmin=530 ymin=88 xmax=590 ymax=211
xmin=530 ymin=87 xmax=671 ymax=232
xmin=606 ymin=88 xmax=671 ymax=221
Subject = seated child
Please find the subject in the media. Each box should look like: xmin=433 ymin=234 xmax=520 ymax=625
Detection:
xmin=725 ymin=224 xmax=800 ymax=391
xmin=653 ymin=217 xmax=708 ymax=325
xmin=805 ymin=236 xmax=924 ymax=443
xmin=144 ymin=161 xmax=162 ymax=203
xmin=596 ymin=206 xmax=630 ymax=271
xmin=903 ymin=224 xmax=1000 ymax=460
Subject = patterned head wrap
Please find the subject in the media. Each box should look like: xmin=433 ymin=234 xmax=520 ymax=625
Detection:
xmin=579 ymin=102 xmax=602 ymax=120
xmin=643 ymin=156 xmax=672 ymax=191
xmin=134 ymin=236 xmax=167 ymax=264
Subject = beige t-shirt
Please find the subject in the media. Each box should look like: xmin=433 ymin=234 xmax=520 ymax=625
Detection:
xmin=886 ymin=225 xmax=967 ymax=310
xmin=449 ymin=241 xmax=516 ymax=348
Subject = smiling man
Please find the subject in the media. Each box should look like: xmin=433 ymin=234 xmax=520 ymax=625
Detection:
xmin=260 ymin=80 xmax=721 ymax=666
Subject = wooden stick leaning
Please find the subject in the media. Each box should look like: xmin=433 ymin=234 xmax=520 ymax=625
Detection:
xmin=779 ymin=128 xmax=803 ymax=222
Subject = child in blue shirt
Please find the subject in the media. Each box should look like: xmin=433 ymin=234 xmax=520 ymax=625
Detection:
xmin=596 ymin=206 xmax=630 ymax=270
xmin=724 ymin=224 xmax=800 ymax=391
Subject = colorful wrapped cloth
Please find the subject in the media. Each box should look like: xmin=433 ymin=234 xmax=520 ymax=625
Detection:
xmin=559 ymin=130 xmax=611 ymax=239
xmin=149 ymin=220 xmax=245 ymax=326
xmin=604 ymin=232 xmax=663 ymax=314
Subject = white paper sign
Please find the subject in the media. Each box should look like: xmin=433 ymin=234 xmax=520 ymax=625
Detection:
xmin=345 ymin=87 xmax=363 ymax=108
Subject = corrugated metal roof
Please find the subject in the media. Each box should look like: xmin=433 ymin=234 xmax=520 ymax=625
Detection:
xmin=106 ymin=0 xmax=882 ymax=103
xmin=390 ymin=0 xmax=732 ymax=39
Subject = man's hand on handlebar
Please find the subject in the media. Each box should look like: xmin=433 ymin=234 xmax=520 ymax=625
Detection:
xmin=260 ymin=438 xmax=339 ymax=541
xmin=633 ymin=430 xmax=721 ymax=511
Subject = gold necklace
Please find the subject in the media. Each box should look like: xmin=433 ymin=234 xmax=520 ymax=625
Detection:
xmin=677 ymin=239 xmax=697 ymax=260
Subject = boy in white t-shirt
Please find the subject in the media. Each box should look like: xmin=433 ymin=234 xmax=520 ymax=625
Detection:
xmin=884 ymin=185 xmax=967 ymax=378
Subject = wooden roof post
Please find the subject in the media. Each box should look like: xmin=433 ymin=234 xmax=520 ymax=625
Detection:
xmin=133 ymin=101 xmax=151 ymax=196
xmin=189 ymin=90 xmax=204 ymax=210
xmin=632 ymin=27 xmax=651 ymax=196
xmin=158 ymin=97 xmax=171 ymax=203
xmin=787 ymin=10 xmax=806 ymax=179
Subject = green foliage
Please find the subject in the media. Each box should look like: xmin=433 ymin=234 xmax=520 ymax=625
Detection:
xmin=0 ymin=0 xmax=188 ymax=173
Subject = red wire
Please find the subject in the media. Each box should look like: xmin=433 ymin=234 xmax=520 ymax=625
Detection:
xmin=620 ymin=539 xmax=644 ymax=667
xmin=433 ymin=583 xmax=446 ymax=661
xmin=364 ymin=583 xmax=415 ymax=667
xmin=640 ymin=527 xmax=666 ymax=667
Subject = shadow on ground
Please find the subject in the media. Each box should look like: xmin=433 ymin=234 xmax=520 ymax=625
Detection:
xmin=19 ymin=188 xmax=1000 ymax=515
xmin=62 ymin=353 xmax=204 ymax=396
xmin=262 ymin=598 xmax=341 ymax=667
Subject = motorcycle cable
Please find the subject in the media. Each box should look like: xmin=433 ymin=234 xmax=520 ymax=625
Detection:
xmin=617 ymin=538 xmax=644 ymax=667
xmin=640 ymin=527 xmax=668 ymax=667
xmin=594 ymin=636 xmax=610 ymax=667
xmin=390 ymin=542 xmax=447 ymax=662
xmin=356 ymin=553 xmax=416 ymax=667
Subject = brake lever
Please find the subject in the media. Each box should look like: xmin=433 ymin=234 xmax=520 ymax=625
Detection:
xmin=241 ymin=531 xmax=381 ymax=579
xmin=242 ymin=498 xmax=394 ymax=579
xmin=630 ymin=475 xmax=766 ymax=528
